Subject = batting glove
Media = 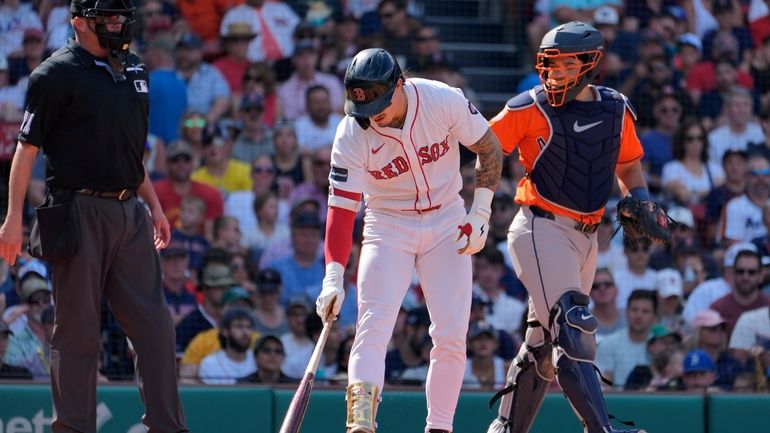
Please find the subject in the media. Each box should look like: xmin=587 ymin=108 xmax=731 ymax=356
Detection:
xmin=316 ymin=261 xmax=345 ymax=322
xmin=456 ymin=188 xmax=493 ymax=255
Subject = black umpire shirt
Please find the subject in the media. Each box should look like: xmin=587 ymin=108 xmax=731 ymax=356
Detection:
xmin=17 ymin=39 xmax=148 ymax=191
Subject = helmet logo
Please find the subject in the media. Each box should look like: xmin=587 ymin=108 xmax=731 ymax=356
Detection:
xmin=353 ymin=88 xmax=366 ymax=102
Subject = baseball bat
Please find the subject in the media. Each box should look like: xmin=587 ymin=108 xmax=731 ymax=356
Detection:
xmin=278 ymin=319 xmax=333 ymax=433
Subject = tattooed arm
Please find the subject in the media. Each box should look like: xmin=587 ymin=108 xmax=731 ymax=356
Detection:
xmin=465 ymin=128 xmax=503 ymax=191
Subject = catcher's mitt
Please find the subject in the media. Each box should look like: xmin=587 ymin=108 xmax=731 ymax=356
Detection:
xmin=616 ymin=197 xmax=673 ymax=244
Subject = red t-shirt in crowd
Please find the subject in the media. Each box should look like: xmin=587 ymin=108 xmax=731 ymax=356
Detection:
xmin=710 ymin=292 xmax=770 ymax=337
xmin=152 ymin=179 xmax=224 ymax=229
xmin=685 ymin=61 xmax=755 ymax=93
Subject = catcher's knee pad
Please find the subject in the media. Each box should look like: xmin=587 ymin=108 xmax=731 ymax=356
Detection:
xmin=346 ymin=381 xmax=380 ymax=433
xmin=488 ymin=327 xmax=554 ymax=433
xmin=551 ymin=291 xmax=598 ymax=362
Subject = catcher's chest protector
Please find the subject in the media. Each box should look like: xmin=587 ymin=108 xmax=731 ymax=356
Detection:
xmin=530 ymin=86 xmax=624 ymax=214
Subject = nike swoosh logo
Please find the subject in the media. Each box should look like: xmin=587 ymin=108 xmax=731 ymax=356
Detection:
xmin=372 ymin=144 xmax=385 ymax=154
xmin=573 ymin=120 xmax=603 ymax=133
xmin=480 ymin=225 xmax=485 ymax=236
xmin=580 ymin=313 xmax=594 ymax=320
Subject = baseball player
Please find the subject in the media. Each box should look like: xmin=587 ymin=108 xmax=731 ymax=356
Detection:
xmin=485 ymin=22 xmax=652 ymax=433
xmin=315 ymin=48 xmax=503 ymax=433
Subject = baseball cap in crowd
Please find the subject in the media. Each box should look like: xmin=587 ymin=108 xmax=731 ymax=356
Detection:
xmin=683 ymin=349 xmax=716 ymax=373
xmin=221 ymin=286 xmax=254 ymax=307
xmin=18 ymin=259 xmax=48 ymax=281
xmin=201 ymin=262 xmax=237 ymax=288
xmin=177 ymin=32 xmax=203 ymax=49
xmin=678 ymin=33 xmax=702 ymax=53
xmin=256 ymin=268 xmax=281 ymax=293
xmin=166 ymin=141 xmax=193 ymax=160
xmin=240 ymin=92 xmax=264 ymax=111
xmin=691 ymin=309 xmax=727 ymax=329
xmin=468 ymin=320 xmax=497 ymax=340
xmin=593 ymin=6 xmax=619 ymax=26
xmin=221 ymin=22 xmax=257 ymax=39
xmin=293 ymin=39 xmax=316 ymax=55
xmin=23 ymin=28 xmax=44 ymax=43
xmin=160 ymin=240 xmax=188 ymax=259
xmin=406 ymin=306 xmax=431 ymax=327
xmin=656 ymin=268 xmax=684 ymax=298
xmin=667 ymin=206 xmax=694 ymax=230
xmin=21 ymin=273 xmax=51 ymax=303
xmin=254 ymin=334 xmax=283 ymax=354
xmin=292 ymin=212 xmax=322 ymax=230
xmin=664 ymin=5 xmax=687 ymax=22
xmin=0 ymin=320 xmax=13 ymax=336
xmin=723 ymin=242 xmax=758 ymax=268
xmin=647 ymin=324 xmax=682 ymax=344
xmin=286 ymin=294 xmax=312 ymax=312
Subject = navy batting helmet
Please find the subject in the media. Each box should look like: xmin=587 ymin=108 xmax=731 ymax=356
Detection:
xmin=344 ymin=48 xmax=403 ymax=118
xmin=536 ymin=21 xmax=604 ymax=107
xmin=71 ymin=0 xmax=136 ymax=53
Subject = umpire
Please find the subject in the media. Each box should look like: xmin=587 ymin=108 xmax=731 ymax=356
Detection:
xmin=0 ymin=1 xmax=188 ymax=432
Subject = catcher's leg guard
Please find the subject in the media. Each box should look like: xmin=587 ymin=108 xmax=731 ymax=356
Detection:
xmin=552 ymin=291 xmax=646 ymax=433
xmin=487 ymin=324 xmax=555 ymax=433
xmin=346 ymin=381 xmax=380 ymax=433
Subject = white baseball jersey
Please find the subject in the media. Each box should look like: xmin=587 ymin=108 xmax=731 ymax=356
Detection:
xmin=327 ymin=78 xmax=489 ymax=213
xmin=329 ymin=78 xmax=488 ymax=432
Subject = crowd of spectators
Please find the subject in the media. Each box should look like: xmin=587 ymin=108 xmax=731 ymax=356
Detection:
xmin=0 ymin=0 xmax=769 ymax=393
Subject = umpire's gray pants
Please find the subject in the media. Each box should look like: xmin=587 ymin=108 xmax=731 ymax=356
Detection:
xmin=49 ymin=194 xmax=187 ymax=433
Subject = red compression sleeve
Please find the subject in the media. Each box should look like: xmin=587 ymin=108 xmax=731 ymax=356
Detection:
xmin=324 ymin=206 xmax=357 ymax=267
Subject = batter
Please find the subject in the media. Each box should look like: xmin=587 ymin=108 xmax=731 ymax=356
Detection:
xmin=315 ymin=48 xmax=503 ymax=433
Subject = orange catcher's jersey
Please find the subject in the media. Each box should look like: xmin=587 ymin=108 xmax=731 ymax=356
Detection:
xmin=489 ymin=85 xmax=644 ymax=225
xmin=328 ymin=78 xmax=489 ymax=214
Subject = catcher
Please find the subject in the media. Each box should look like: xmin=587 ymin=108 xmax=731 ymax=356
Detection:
xmin=485 ymin=21 xmax=669 ymax=433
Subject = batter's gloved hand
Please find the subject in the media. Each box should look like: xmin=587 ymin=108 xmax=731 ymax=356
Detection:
xmin=316 ymin=261 xmax=345 ymax=322
xmin=456 ymin=188 xmax=494 ymax=255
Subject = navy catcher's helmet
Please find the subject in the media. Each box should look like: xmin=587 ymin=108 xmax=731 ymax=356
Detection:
xmin=536 ymin=21 xmax=604 ymax=107
xmin=344 ymin=48 xmax=403 ymax=118
xmin=71 ymin=0 xmax=136 ymax=53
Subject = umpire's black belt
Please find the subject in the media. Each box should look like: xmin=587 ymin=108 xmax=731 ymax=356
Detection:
xmin=57 ymin=188 xmax=136 ymax=201
xmin=529 ymin=205 xmax=600 ymax=234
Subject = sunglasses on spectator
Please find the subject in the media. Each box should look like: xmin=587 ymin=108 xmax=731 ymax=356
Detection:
xmin=252 ymin=166 xmax=275 ymax=174
xmin=170 ymin=155 xmax=191 ymax=163
xmin=591 ymin=281 xmax=614 ymax=290
xmin=750 ymin=168 xmax=770 ymax=177
xmin=28 ymin=295 xmax=51 ymax=305
xmin=183 ymin=118 xmax=206 ymax=128
xmin=380 ymin=11 xmax=396 ymax=19
xmin=734 ymin=268 xmax=759 ymax=275
xmin=259 ymin=347 xmax=284 ymax=355
xmin=684 ymin=134 xmax=703 ymax=142
xmin=244 ymin=74 xmax=263 ymax=83
xmin=703 ymin=324 xmax=727 ymax=332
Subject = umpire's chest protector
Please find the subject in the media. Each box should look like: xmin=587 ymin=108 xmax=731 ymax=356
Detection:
xmin=529 ymin=85 xmax=626 ymax=214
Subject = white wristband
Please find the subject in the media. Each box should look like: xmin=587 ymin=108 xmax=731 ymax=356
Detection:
xmin=325 ymin=261 xmax=345 ymax=289
xmin=471 ymin=188 xmax=494 ymax=218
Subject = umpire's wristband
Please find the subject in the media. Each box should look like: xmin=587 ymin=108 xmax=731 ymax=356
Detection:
xmin=629 ymin=187 xmax=650 ymax=201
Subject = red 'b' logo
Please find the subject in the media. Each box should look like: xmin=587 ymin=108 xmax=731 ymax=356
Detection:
xmin=353 ymin=88 xmax=366 ymax=102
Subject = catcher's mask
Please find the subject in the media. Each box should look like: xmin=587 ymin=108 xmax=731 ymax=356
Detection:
xmin=344 ymin=48 xmax=403 ymax=118
xmin=71 ymin=0 xmax=136 ymax=57
xmin=536 ymin=21 xmax=604 ymax=107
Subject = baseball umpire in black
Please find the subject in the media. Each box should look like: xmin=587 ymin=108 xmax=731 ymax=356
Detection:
xmin=0 ymin=1 xmax=188 ymax=432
